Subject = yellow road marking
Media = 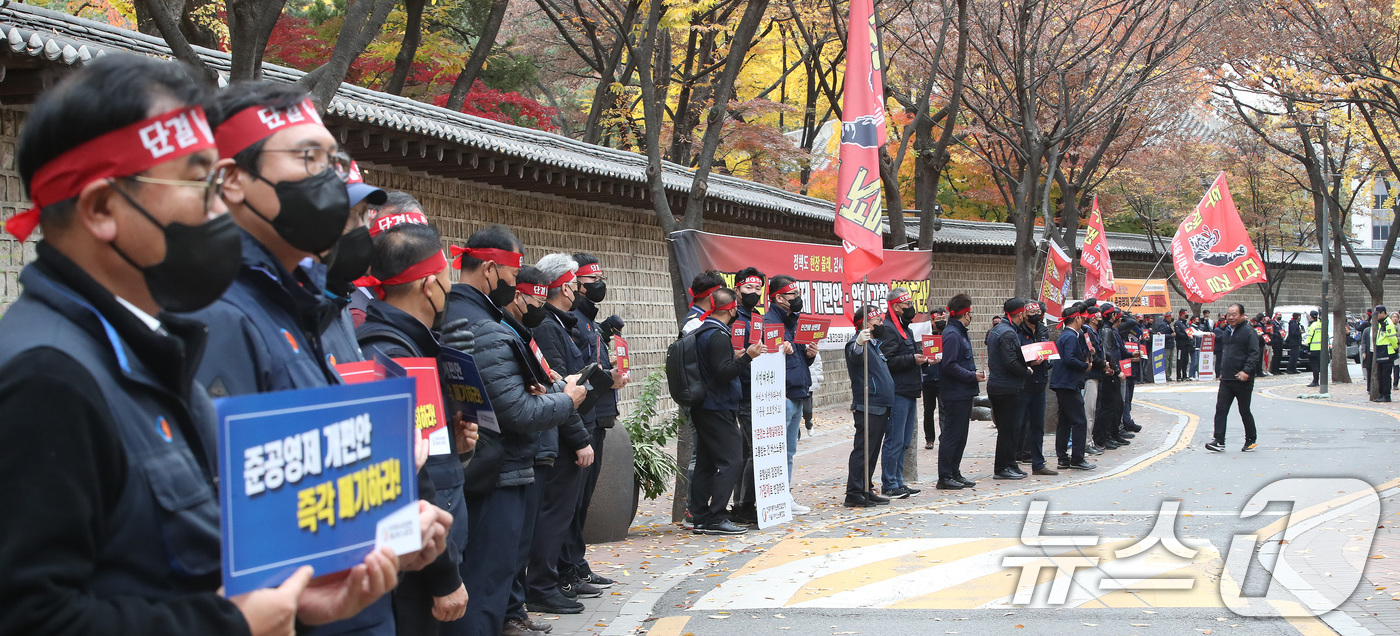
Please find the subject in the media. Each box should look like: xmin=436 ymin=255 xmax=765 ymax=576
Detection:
xmin=645 ymin=615 xmax=691 ymax=636
xmin=792 ymin=538 xmax=1011 ymax=605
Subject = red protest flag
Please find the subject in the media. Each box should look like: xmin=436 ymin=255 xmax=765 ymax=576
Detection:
xmin=1081 ymin=195 xmax=1116 ymax=300
xmin=833 ymin=0 xmax=887 ymax=284
xmin=1039 ymin=240 xmax=1073 ymax=321
xmin=1170 ymin=173 xmax=1267 ymax=303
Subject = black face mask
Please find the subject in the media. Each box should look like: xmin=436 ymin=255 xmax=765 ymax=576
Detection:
xmin=583 ymin=280 xmax=607 ymax=303
xmin=323 ymin=225 xmax=373 ymax=292
xmin=935 ymin=320 xmax=947 ymax=331
xmin=487 ymin=267 xmax=517 ymax=308
xmin=521 ymin=301 xmax=547 ymax=328
xmin=741 ymin=292 xmax=761 ymax=310
xmin=109 ymin=188 xmax=242 ymax=313
xmin=787 ymin=297 xmax=804 ymax=314
xmin=1029 ymin=313 xmax=1044 ymax=325
xmin=870 ymin=324 xmax=888 ymax=339
xmin=427 ymin=278 xmax=448 ymax=331
xmin=901 ymin=306 xmax=916 ymax=323
xmin=246 ymin=168 xmax=350 ymax=254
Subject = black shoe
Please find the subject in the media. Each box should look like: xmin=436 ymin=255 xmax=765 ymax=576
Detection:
xmin=885 ymin=486 xmax=911 ymax=499
xmin=1067 ymin=460 xmax=1096 ymax=470
xmin=1124 ymin=423 xmax=1142 ymax=433
xmin=865 ymin=491 xmax=890 ymax=504
xmin=561 ymin=575 xmax=602 ymax=598
xmin=994 ymin=468 xmax=1026 ymax=480
xmin=1306 ymin=383 xmax=1319 ymax=387
xmin=925 ymin=441 xmax=935 ymax=449
xmin=522 ymin=617 xmax=554 ymax=633
xmin=694 ymin=520 xmax=748 ymax=535
xmin=1085 ymin=444 xmax=1104 ymax=455
xmin=1119 ymin=431 xmax=1136 ymax=439
xmin=583 ymin=572 xmax=615 ymax=588
xmin=1033 ymin=466 xmax=1060 ymax=476
xmin=729 ymin=506 xmax=758 ymax=525
xmin=1099 ymin=439 xmax=1120 ymax=450
xmin=936 ymin=479 xmax=966 ymax=490
xmin=1010 ymin=467 xmax=1028 ymax=476
xmin=904 ymin=486 xmax=923 ymax=495
xmin=1205 ymin=440 xmax=1225 ymax=452
xmin=1111 ymin=436 xmax=1131 ymax=446
xmin=954 ymin=476 xmax=976 ymax=488
xmin=843 ymin=494 xmax=876 ymax=508
xmin=1241 ymin=441 xmax=1258 ymax=452
xmin=1384 ymin=397 xmax=1394 ymax=403
xmin=503 ymin=618 xmax=532 ymax=636
xmin=525 ymin=593 xmax=584 ymax=615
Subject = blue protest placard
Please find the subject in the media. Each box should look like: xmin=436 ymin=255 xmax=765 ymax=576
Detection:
xmin=216 ymin=379 xmax=420 ymax=596
xmin=439 ymin=346 xmax=500 ymax=433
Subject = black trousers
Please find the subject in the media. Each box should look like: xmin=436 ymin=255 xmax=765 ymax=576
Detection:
xmin=1122 ymin=376 xmax=1137 ymax=427
xmin=1365 ymin=353 xmax=1374 ymax=391
xmin=1288 ymin=344 xmax=1301 ymax=372
xmin=504 ymin=467 xmax=547 ymax=622
xmin=989 ymin=392 xmax=1025 ymax=473
xmin=922 ymin=380 xmax=941 ymax=444
xmin=445 ymin=485 xmax=527 ymax=636
xmin=1270 ymin=346 xmax=1284 ymax=374
xmin=1054 ymin=388 xmax=1088 ymax=463
xmin=1019 ymin=383 xmax=1048 ymax=469
xmin=1380 ymin=359 xmax=1395 ymax=400
xmin=846 ymin=410 xmax=889 ymax=495
xmin=1177 ymin=348 xmax=1191 ymax=380
xmin=1310 ymin=352 xmax=1321 ymax=384
xmin=732 ymin=407 xmax=755 ymax=512
xmin=527 ymin=458 xmax=588 ymax=601
xmin=1393 ymin=360 xmax=1399 ymax=388
xmin=1093 ymin=378 xmax=1123 ymax=444
xmin=689 ymin=408 xmax=743 ymax=525
xmin=1213 ymin=378 xmax=1257 ymax=443
xmin=561 ymin=424 xmax=606 ymax=580
xmin=938 ymin=397 xmax=973 ymax=480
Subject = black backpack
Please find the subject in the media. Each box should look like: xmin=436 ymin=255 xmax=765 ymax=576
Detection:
xmin=666 ymin=325 xmax=713 ymax=407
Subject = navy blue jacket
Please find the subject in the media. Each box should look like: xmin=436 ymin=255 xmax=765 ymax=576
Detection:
xmin=302 ymin=259 xmax=366 ymax=368
xmin=986 ymin=320 xmax=1032 ymax=396
xmin=763 ymin=305 xmax=815 ymax=400
xmin=734 ymin=304 xmax=758 ymax=402
xmin=1019 ymin=321 xmax=1050 ymax=385
xmin=354 ymin=299 xmax=464 ymax=599
xmin=0 ymin=244 xmax=243 ymax=635
xmin=1050 ymin=326 xmax=1092 ymax=390
xmin=532 ymin=304 xmax=595 ymax=458
xmin=441 ymin=283 xmax=577 ymax=487
xmin=845 ymin=338 xmax=894 ymax=414
xmin=878 ymin=315 xmax=924 ymax=398
xmin=939 ymin=319 xmax=980 ymax=401
xmin=184 ymin=231 xmax=340 ymax=397
xmin=571 ymin=297 xmax=617 ymax=420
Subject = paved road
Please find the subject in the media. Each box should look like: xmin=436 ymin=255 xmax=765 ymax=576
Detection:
xmin=622 ymin=376 xmax=1399 ymax=636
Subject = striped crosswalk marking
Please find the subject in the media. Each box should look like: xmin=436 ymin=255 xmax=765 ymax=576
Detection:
xmin=692 ymin=537 xmax=1226 ymax=610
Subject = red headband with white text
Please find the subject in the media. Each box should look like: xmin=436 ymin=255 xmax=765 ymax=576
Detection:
xmin=213 ymin=97 xmax=324 ymax=158
xmin=450 ymin=245 xmax=524 ymax=269
xmin=353 ymin=251 xmax=448 ymax=299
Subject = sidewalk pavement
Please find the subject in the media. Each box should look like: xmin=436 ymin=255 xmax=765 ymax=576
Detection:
xmin=533 ymin=396 xmax=1180 ymax=635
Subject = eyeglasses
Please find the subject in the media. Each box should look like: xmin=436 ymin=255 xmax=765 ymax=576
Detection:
xmin=126 ymin=170 xmax=225 ymax=213
xmin=578 ymin=274 xmax=607 ymax=283
xmin=262 ymin=147 xmax=352 ymax=181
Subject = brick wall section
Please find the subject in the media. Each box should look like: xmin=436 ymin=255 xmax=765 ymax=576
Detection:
xmin=0 ymin=107 xmax=29 ymax=308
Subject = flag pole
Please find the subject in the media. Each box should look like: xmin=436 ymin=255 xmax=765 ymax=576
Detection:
xmin=1126 ymin=250 xmax=1172 ymax=309
xmin=863 ymin=276 xmax=871 ymax=498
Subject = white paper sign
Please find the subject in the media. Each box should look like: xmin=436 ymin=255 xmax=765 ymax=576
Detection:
xmin=750 ymin=352 xmax=791 ymax=529
xmin=1198 ymin=333 xmax=1216 ymax=381
xmin=1152 ymin=334 xmax=1167 ymax=383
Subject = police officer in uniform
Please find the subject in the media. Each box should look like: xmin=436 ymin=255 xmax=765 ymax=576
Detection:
xmin=1305 ymin=310 xmax=1323 ymax=386
xmin=1374 ymin=305 xmax=1397 ymax=403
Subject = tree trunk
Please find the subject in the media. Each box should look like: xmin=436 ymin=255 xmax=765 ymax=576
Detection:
xmin=298 ymin=0 xmax=397 ymax=109
xmin=384 ymin=0 xmax=427 ymax=95
xmin=227 ymin=0 xmax=288 ymax=81
xmin=881 ymin=146 xmax=906 ymax=248
xmin=138 ymin=0 xmax=219 ymax=83
xmin=445 ymin=0 xmax=512 ymax=111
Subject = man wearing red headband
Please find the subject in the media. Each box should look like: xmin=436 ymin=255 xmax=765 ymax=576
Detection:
xmin=519 ymin=254 xmax=599 ymax=622
xmin=353 ymin=221 xmax=480 ymax=633
xmin=691 ymin=288 xmax=764 ymax=535
xmin=438 ymin=226 xmax=588 ymax=635
xmin=1093 ymin=303 xmax=1131 ymax=452
xmin=937 ymin=293 xmax=985 ymax=489
xmin=563 ymin=251 xmax=626 ymax=592
xmin=348 ymin=191 xmax=431 ymax=327
xmin=1017 ymin=302 xmax=1057 ymax=476
xmin=877 ymin=287 xmax=927 ymax=498
xmin=729 ymin=266 xmax=767 ymax=525
xmin=1049 ymin=302 xmax=1097 ymax=471
xmin=921 ymin=308 xmax=949 ymax=451
xmin=0 ymin=56 xmax=312 ymax=636
xmin=681 ymin=270 xmax=727 ymax=335
xmin=763 ymin=275 xmax=817 ymax=515
xmin=986 ymin=298 xmax=1039 ymax=480
xmin=189 ymin=82 xmax=453 ymax=636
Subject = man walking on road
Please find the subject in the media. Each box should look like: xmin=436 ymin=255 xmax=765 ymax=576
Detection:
xmin=1206 ymin=303 xmax=1261 ymax=453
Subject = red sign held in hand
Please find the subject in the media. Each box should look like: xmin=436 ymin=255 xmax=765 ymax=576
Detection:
xmin=793 ymin=315 xmax=831 ymax=345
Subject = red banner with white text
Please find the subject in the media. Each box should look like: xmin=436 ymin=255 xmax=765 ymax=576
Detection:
xmin=671 ymin=230 xmax=931 ymax=348
xmin=1038 ymin=240 xmax=1073 ymax=321
xmin=832 ymin=0 xmax=888 ymax=283
xmin=1170 ymin=173 xmax=1267 ymax=303
xmin=1081 ymin=196 xmax=1116 ymax=300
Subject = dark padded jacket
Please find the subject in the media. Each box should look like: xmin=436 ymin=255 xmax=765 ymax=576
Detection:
xmin=939 ymin=319 xmax=980 ymax=401
xmin=845 ymin=337 xmax=894 ymax=414
xmin=986 ymin=320 xmax=1033 ymax=396
xmin=441 ymin=283 xmax=576 ymax=488
xmin=1050 ymin=326 xmax=1092 ymax=390
xmin=877 ymin=313 xmax=924 ymax=398
xmin=532 ymin=304 xmax=594 ymax=457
